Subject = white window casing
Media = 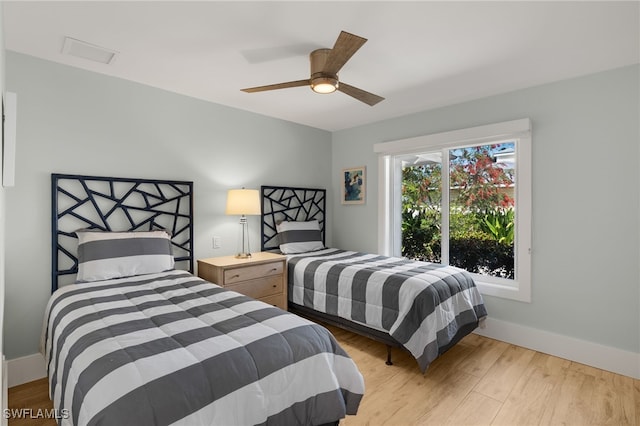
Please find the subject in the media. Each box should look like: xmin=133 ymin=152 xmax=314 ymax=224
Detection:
xmin=375 ymin=118 xmax=532 ymax=302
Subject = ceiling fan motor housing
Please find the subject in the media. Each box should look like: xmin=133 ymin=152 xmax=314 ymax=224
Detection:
xmin=310 ymin=48 xmax=338 ymax=93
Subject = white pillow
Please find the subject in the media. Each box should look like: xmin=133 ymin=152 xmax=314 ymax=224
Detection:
xmin=276 ymin=220 xmax=324 ymax=254
xmin=76 ymin=230 xmax=174 ymax=282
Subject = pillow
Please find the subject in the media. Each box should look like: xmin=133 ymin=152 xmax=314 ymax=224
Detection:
xmin=276 ymin=220 xmax=324 ymax=254
xmin=75 ymin=230 xmax=174 ymax=282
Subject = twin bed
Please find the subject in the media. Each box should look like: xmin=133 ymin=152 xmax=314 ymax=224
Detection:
xmin=261 ymin=185 xmax=487 ymax=372
xmin=46 ymin=174 xmax=363 ymax=426
xmin=44 ymin=174 xmax=487 ymax=426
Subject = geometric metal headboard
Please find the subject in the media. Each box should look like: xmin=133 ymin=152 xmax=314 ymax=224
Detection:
xmin=51 ymin=173 xmax=194 ymax=292
xmin=260 ymin=185 xmax=326 ymax=252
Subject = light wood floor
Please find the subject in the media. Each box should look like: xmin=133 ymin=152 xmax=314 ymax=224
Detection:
xmin=330 ymin=325 xmax=640 ymax=425
xmin=7 ymin=377 xmax=55 ymax=426
xmin=8 ymin=327 xmax=640 ymax=425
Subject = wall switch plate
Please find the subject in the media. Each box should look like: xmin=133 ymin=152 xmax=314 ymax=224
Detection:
xmin=212 ymin=236 xmax=221 ymax=249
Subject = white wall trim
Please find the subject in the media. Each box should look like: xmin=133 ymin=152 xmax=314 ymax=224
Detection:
xmin=374 ymin=118 xmax=531 ymax=155
xmin=6 ymin=353 xmax=45 ymax=388
xmin=474 ymin=316 xmax=640 ymax=379
xmin=2 ymin=358 xmax=7 ymax=426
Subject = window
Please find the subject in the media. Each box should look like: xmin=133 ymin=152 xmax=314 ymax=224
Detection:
xmin=375 ymin=119 xmax=531 ymax=302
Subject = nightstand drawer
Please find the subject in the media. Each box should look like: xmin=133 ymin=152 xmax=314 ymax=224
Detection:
xmin=226 ymin=275 xmax=283 ymax=299
xmin=224 ymin=261 xmax=283 ymax=284
xmin=260 ymin=294 xmax=287 ymax=310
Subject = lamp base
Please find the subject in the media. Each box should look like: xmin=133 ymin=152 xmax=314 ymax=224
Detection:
xmin=235 ymin=252 xmax=252 ymax=259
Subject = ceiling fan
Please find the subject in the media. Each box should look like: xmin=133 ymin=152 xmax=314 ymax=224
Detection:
xmin=241 ymin=31 xmax=385 ymax=106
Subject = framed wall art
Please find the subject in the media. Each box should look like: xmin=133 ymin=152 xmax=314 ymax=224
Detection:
xmin=342 ymin=166 xmax=365 ymax=205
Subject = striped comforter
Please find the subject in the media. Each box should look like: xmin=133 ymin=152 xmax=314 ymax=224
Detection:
xmin=41 ymin=270 xmax=364 ymax=426
xmin=287 ymin=249 xmax=488 ymax=372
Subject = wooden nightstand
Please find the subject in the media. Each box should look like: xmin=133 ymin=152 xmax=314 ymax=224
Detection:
xmin=197 ymin=252 xmax=287 ymax=310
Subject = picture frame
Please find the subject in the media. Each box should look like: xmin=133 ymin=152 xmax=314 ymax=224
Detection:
xmin=342 ymin=166 xmax=366 ymax=205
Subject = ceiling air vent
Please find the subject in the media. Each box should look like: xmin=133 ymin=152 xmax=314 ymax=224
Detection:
xmin=62 ymin=37 xmax=118 ymax=65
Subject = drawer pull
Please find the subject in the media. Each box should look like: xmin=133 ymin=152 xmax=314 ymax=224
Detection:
xmin=231 ymin=274 xmax=240 ymax=279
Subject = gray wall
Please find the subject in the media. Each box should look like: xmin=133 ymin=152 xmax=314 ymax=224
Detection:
xmin=331 ymin=64 xmax=640 ymax=354
xmin=3 ymin=51 xmax=332 ymax=359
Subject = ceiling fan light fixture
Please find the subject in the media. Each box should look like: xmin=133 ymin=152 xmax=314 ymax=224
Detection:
xmin=311 ymin=76 xmax=338 ymax=94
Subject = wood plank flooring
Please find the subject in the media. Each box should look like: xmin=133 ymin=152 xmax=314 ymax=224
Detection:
xmin=330 ymin=326 xmax=640 ymax=425
xmin=7 ymin=377 xmax=55 ymax=426
xmin=8 ymin=326 xmax=640 ymax=425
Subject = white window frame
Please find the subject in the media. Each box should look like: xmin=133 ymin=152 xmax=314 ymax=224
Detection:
xmin=375 ymin=118 xmax=532 ymax=302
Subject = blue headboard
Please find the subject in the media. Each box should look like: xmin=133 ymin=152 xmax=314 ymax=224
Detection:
xmin=51 ymin=173 xmax=194 ymax=292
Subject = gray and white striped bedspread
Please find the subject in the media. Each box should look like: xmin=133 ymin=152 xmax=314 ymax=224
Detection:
xmin=42 ymin=270 xmax=364 ymax=426
xmin=287 ymin=249 xmax=488 ymax=372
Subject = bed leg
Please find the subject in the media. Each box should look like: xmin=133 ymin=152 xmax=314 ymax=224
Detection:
xmin=385 ymin=345 xmax=393 ymax=365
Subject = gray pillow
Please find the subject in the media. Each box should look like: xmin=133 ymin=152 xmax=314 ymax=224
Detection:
xmin=75 ymin=230 xmax=174 ymax=282
xmin=276 ymin=220 xmax=324 ymax=254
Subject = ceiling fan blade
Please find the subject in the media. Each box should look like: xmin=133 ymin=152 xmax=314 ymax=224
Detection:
xmin=337 ymin=82 xmax=385 ymax=106
xmin=241 ymin=79 xmax=310 ymax=93
xmin=322 ymin=31 xmax=367 ymax=75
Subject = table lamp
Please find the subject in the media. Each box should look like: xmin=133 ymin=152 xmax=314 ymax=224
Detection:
xmin=225 ymin=188 xmax=261 ymax=258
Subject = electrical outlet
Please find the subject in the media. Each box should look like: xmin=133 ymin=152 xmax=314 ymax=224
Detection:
xmin=212 ymin=236 xmax=221 ymax=249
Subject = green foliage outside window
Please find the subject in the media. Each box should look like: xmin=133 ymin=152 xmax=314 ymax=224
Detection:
xmin=401 ymin=144 xmax=515 ymax=279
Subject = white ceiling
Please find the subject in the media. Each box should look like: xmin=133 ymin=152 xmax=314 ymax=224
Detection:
xmin=3 ymin=1 xmax=639 ymax=131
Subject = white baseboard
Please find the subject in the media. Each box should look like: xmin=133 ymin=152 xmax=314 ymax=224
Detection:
xmin=6 ymin=353 xmax=45 ymax=388
xmin=5 ymin=318 xmax=639 ymax=388
xmin=474 ymin=316 xmax=640 ymax=379
xmin=2 ymin=356 xmax=7 ymax=426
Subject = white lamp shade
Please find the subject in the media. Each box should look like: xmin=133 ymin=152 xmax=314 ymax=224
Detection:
xmin=225 ymin=189 xmax=261 ymax=215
